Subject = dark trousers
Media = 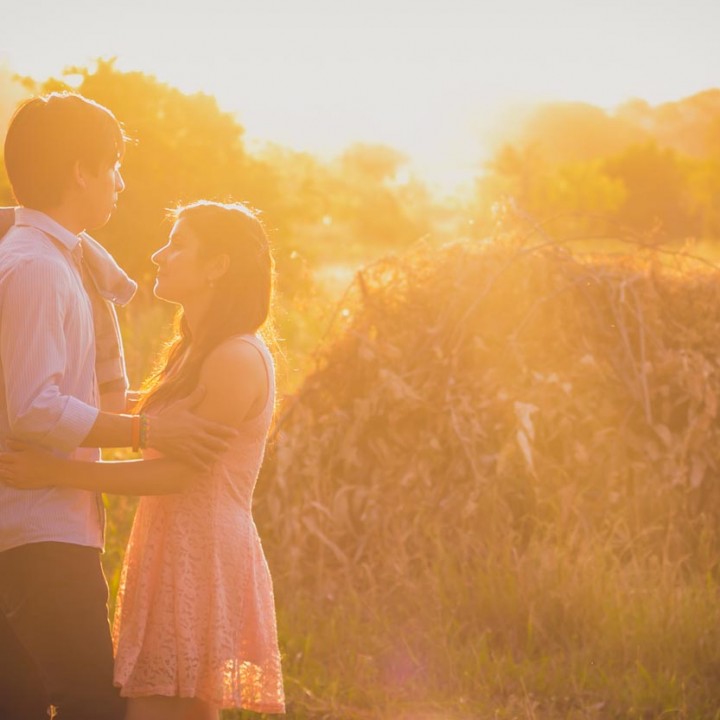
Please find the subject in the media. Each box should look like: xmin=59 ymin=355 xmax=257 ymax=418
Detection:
xmin=0 ymin=542 xmax=126 ymax=720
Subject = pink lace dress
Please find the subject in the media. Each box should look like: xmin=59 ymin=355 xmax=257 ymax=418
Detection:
xmin=112 ymin=335 xmax=285 ymax=712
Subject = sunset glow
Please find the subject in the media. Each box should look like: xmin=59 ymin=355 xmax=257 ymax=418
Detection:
xmin=4 ymin=3 xmax=720 ymax=718
xmin=3 ymin=0 xmax=718 ymax=192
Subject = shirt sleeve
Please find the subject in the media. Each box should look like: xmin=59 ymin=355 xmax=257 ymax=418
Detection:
xmin=0 ymin=256 xmax=100 ymax=452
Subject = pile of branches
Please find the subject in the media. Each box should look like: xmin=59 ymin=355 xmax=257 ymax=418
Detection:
xmin=255 ymin=233 xmax=720 ymax=636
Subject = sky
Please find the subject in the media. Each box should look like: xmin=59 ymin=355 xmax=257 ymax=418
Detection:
xmin=2 ymin=0 xmax=719 ymax=193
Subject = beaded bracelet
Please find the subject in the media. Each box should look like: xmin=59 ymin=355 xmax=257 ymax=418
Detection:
xmin=131 ymin=414 xmax=141 ymax=452
xmin=130 ymin=414 xmax=150 ymax=451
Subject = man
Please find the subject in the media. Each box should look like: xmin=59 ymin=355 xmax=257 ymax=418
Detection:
xmin=0 ymin=92 xmax=234 ymax=719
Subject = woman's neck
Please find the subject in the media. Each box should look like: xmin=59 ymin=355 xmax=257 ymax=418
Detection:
xmin=180 ymin=296 xmax=211 ymax=339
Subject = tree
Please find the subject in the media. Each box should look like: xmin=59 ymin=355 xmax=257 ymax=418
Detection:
xmin=22 ymin=59 xmax=277 ymax=284
xmin=604 ymin=142 xmax=697 ymax=238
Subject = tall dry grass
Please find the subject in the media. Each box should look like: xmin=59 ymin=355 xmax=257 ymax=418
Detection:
xmin=248 ymin=234 xmax=720 ymax=718
xmin=103 ymin=231 xmax=720 ymax=718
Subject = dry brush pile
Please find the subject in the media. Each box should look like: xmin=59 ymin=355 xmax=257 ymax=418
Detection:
xmin=254 ymin=234 xmax=720 ymax=717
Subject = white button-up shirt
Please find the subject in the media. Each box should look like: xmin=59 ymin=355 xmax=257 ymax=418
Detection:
xmin=0 ymin=208 xmax=103 ymax=552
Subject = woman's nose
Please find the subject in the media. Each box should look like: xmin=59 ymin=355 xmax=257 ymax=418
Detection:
xmin=151 ymin=246 xmax=166 ymax=265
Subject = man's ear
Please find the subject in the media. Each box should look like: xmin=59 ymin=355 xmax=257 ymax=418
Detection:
xmin=72 ymin=160 xmax=88 ymax=191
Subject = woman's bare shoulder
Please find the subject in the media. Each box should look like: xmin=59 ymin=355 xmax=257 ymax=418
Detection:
xmin=203 ymin=336 xmax=265 ymax=371
xmin=196 ymin=336 xmax=267 ymax=426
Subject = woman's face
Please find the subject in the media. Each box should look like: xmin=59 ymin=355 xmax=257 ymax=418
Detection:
xmin=151 ymin=218 xmax=211 ymax=305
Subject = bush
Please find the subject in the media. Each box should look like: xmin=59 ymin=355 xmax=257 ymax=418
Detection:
xmin=254 ymin=234 xmax=720 ymax=718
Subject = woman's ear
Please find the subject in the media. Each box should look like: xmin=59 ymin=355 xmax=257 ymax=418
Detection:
xmin=207 ymin=252 xmax=230 ymax=283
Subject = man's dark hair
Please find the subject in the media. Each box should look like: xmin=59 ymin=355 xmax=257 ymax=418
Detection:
xmin=4 ymin=92 xmax=126 ymax=209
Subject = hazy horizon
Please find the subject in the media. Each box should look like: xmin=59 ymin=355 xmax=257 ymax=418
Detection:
xmin=3 ymin=0 xmax=719 ymax=193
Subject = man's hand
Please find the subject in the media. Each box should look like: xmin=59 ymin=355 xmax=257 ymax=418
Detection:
xmin=147 ymin=386 xmax=237 ymax=470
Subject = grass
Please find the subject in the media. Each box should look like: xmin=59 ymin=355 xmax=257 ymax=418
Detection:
xmin=103 ymin=234 xmax=720 ymax=719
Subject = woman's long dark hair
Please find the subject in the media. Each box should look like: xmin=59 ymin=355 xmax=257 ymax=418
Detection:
xmin=138 ymin=200 xmax=274 ymax=412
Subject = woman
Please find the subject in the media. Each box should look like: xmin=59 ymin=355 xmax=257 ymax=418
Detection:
xmin=0 ymin=200 xmax=285 ymax=719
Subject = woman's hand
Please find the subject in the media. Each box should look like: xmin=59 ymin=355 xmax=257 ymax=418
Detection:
xmin=0 ymin=440 xmax=64 ymax=489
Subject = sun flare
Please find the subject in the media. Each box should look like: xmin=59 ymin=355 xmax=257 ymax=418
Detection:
xmin=3 ymin=0 xmax=719 ymax=193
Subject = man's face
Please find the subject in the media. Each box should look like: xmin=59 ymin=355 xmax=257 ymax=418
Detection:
xmin=83 ymin=160 xmax=124 ymax=230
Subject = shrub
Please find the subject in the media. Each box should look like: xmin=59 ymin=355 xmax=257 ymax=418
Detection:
xmin=254 ymin=234 xmax=720 ymax=718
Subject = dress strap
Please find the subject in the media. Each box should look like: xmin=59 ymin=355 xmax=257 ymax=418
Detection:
xmin=233 ymin=334 xmax=275 ymax=417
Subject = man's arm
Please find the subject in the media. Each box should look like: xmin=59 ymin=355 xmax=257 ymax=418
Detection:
xmin=79 ymin=388 xmax=236 ymax=469
xmin=1 ymin=256 xmax=99 ymax=452
xmin=1 ymin=258 xmax=234 ymax=468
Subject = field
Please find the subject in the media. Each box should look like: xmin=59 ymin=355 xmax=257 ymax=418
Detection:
xmin=103 ymin=231 xmax=720 ymax=720
xmin=3 ymin=45 xmax=720 ymax=720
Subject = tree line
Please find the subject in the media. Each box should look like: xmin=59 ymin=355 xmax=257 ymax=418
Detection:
xmin=1 ymin=60 xmax=719 ymax=290
xmin=475 ymin=93 xmax=720 ymax=241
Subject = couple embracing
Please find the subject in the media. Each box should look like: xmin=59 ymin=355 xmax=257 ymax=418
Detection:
xmin=0 ymin=92 xmax=285 ymax=719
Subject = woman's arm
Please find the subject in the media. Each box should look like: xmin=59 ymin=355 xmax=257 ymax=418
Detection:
xmin=67 ymin=457 xmax=197 ymax=495
xmin=79 ymin=387 xmax=236 ymax=471
xmin=0 ymin=445 xmax=196 ymax=495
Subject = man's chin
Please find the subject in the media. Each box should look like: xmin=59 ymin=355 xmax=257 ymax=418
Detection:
xmin=86 ymin=212 xmax=114 ymax=232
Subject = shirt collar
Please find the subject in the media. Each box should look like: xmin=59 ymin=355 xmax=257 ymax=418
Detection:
xmin=14 ymin=207 xmax=81 ymax=253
